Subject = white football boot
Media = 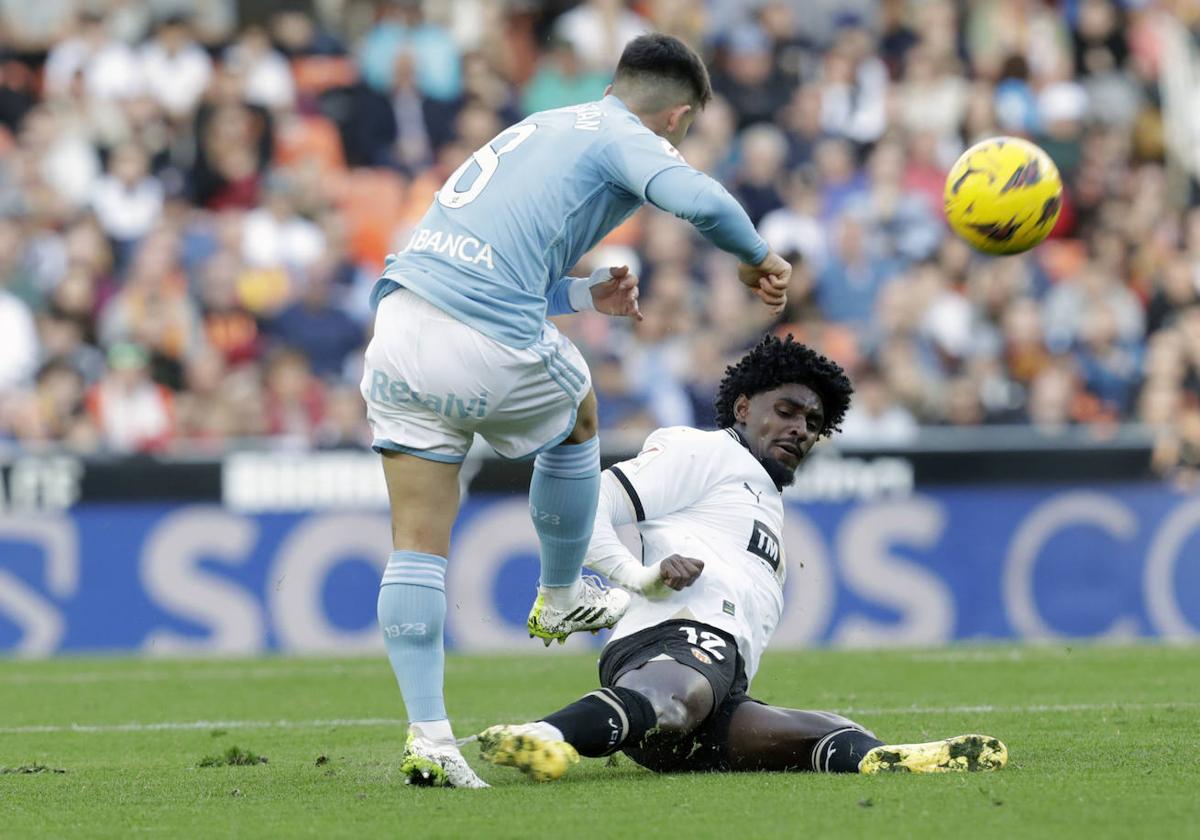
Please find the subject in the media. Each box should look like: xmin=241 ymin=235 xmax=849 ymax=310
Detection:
xmin=527 ymin=576 xmax=631 ymax=646
xmin=400 ymin=727 xmax=489 ymax=788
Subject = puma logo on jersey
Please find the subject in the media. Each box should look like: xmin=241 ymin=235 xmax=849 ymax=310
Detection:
xmin=747 ymin=519 xmax=781 ymax=571
xmin=743 ymin=482 xmax=762 ymax=503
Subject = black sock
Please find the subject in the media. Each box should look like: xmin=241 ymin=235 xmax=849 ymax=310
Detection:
xmin=810 ymin=727 xmax=885 ymax=773
xmin=540 ymin=687 xmax=657 ymax=757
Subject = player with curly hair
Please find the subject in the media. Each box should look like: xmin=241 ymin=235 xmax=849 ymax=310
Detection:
xmin=476 ymin=335 xmax=1007 ymax=781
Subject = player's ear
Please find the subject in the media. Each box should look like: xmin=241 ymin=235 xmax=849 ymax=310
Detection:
xmin=666 ymin=102 xmax=692 ymax=133
xmin=734 ymin=395 xmax=750 ymax=423
xmin=603 ymin=83 xmax=613 ymax=96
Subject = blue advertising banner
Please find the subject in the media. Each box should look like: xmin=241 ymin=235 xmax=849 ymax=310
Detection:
xmin=2 ymin=484 xmax=1198 ymax=655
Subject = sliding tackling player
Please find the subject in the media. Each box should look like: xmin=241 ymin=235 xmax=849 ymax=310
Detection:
xmin=478 ymin=336 xmax=1008 ymax=779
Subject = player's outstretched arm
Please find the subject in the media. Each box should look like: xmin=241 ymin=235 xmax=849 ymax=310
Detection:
xmin=644 ymin=166 xmax=791 ymax=313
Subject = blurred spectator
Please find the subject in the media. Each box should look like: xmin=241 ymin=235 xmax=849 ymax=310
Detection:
xmin=98 ymin=229 xmax=200 ymax=388
xmin=0 ymin=56 xmax=38 ymax=131
xmin=815 ymin=215 xmax=897 ymax=325
xmin=847 ymin=140 xmax=941 ymax=263
xmin=270 ymin=8 xmax=344 ymax=58
xmin=262 ymin=347 xmax=326 ymax=445
xmin=43 ymin=10 xmax=141 ymax=102
xmin=85 ymin=342 xmax=173 ymax=452
xmin=942 ymin=374 xmax=987 ymax=427
xmin=390 ymin=51 xmax=436 ymax=169
xmin=317 ymin=384 xmax=371 ymax=450
xmin=623 ymin=269 xmax=697 ymax=428
xmin=224 ymin=25 xmax=296 ymax=111
xmin=1075 ymin=302 xmax=1142 ymax=416
xmin=839 ymin=367 xmax=918 ymax=445
xmin=779 ymin=85 xmax=828 ymax=169
xmin=522 ymin=37 xmax=609 ymax=115
xmin=713 ymin=23 xmax=790 ymax=131
xmin=730 ymin=123 xmax=787 ymax=226
xmin=240 ymin=175 xmax=325 ymax=272
xmin=759 ymin=170 xmax=826 ymax=271
xmin=90 ymin=143 xmax=164 ymax=267
xmin=190 ymin=69 xmax=274 ymax=209
xmin=0 ymin=0 xmax=74 ymax=54
xmin=1147 ymin=256 xmax=1200 ymax=334
xmin=20 ymin=106 xmax=101 ymax=211
xmin=318 ymin=77 xmax=398 ymax=169
xmin=897 ymin=46 xmax=967 ymax=147
xmin=267 ymin=256 xmax=363 ymax=380
xmin=554 ymin=0 xmax=650 ymax=72
xmin=38 ymin=306 xmax=105 ymax=384
xmin=0 ymin=266 xmax=38 ymax=390
xmin=593 ymin=352 xmax=653 ymax=432
xmin=139 ymin=13 xmax=212 ymax=119
xmin=6 ymin=358 xmax=95 ymax=449
xmin=358 ymin=0 xmax=462 ymax=101
xmin=1028 ymin=359 xmax=1079 ymax=433
xmin=197 ymin=251 xmax=261 ymax=366
xmin=819 ymin=20 xmax=889 ymax=147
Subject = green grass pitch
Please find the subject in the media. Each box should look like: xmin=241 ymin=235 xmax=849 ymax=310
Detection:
xmin=2 ymin=645 xmax=1198 ymax=839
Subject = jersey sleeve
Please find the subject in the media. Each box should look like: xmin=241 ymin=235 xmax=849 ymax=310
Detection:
xmin=544 ymin=275 xmax=575 ymax=315
xmin=607 ymin=427 xmax=717 ymax=522
xmin=598 ymin=128 xmax=690 ymax=200
xmin=644 ymin=167 xmax=770 ymax=265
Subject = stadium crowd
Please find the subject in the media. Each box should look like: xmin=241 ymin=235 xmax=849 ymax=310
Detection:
xmin=0 ymin=0 xmax=1197 ymax=480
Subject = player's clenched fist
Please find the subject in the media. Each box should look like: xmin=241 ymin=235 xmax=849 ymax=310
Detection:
xmin=737 ymin=251 xmax=791 ymax=314
xmin=658 ymin=554 xmax=705 ymax=590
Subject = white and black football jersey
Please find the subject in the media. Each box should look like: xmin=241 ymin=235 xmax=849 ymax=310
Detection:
xmin=599 ymin=426 xmax=787 ymax=683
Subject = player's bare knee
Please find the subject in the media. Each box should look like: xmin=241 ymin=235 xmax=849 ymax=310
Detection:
xmin=635 ymin=686 xmax=705 ymax=735
xmin=565 ymin=391 xmax=598 ymax=443
xmin=650 ymin=695 xmax=694 ymax=734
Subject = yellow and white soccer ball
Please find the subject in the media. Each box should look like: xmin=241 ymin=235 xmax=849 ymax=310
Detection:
xmin=943 ymin=136 xmax=1063 ymax=255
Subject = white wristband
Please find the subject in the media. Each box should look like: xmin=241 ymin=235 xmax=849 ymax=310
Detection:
xmin=567 ymin=277 xmax=595 ymax=312
xmin=568 ymin=267 xmax=617 ymax=312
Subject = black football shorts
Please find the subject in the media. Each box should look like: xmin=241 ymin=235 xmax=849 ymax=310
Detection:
xmin=598 ymin=619 xmax=761 ymax=772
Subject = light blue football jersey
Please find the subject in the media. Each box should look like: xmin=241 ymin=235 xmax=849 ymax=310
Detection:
xmin=371 ymin=95 xmax=691 ymax=348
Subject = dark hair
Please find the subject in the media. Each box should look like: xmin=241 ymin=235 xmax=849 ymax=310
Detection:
xmin=714 ymin=334 xmax=853 ymax=436
xmin=614 ymin=33 xmax=712 ymax=108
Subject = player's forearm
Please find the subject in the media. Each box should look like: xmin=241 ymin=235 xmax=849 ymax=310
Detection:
xmin=644 ymin=167 xmax=770 ymax=265
xmin=546 ymin=271 xmax=610 ymax=315
xmin=585 ymin=474 xmax=662 ymax=593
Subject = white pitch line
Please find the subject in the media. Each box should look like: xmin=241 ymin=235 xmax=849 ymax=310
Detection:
xmin=0 ymin=665 xmax=387 ymax=686
xmin=2 ymin=701 xmax=1195 ymax=736
xmin=0 ymin=718 xmax=407 ymax=735
xmin=844 ymin=701 xmax=1200 ymax=716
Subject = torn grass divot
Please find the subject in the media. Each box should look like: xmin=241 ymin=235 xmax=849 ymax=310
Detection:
xmin=197 ymin=746 xmax=268 ymax=768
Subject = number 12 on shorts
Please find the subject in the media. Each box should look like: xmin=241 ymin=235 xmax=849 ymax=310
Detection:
xmin=679 ymin=626 xmax=726 ymax=661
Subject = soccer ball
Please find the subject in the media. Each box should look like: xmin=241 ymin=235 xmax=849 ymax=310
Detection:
xmin=943 ymin=136 xmax=1063 ymax=255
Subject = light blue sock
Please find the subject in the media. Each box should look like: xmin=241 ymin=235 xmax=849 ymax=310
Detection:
xmin=378 ymin=551 xmax=447 ymax=723
xmin=530 ymin=436 xmax=601 ymax=589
